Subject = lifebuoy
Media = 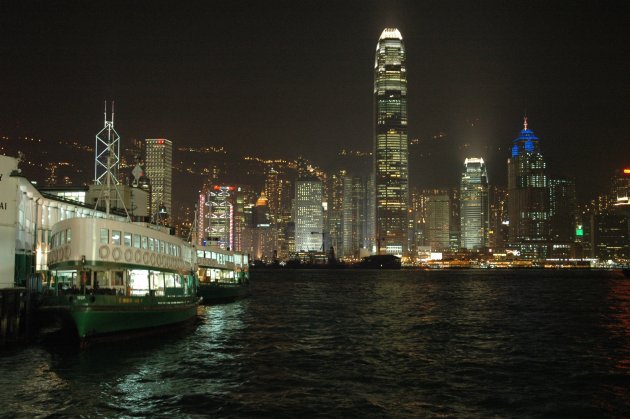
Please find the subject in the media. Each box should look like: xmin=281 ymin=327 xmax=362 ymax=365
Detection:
xmin=99 ymin=245 xmax=110 ymax=260
xmin=112 ymin=247 xmax=122 ymax=261
xmin=143 ymin=252 xmax=149 ymax=264
xmin=124 ymin=249 xmax=132 ymax=263
xmin=134 ymin=250 xmax=141 ymax=263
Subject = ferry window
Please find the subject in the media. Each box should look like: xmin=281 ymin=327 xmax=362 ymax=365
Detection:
xmin=113 ymin=271 xmax=124 ymax=286
xmin=244 ymin=254 xmax=248 ymax=265
xmin=211 ymin=252 xmax=217 ymax=260
xmin=235 ymin=254 xmax=242 ymax=264
xmin=168 ymin=243 xmax=173 ymax=255
xmin=159 ymin=240 xmax=165 ymax=254
xmin=66 ymin=229 xmax=72 ymax=244
xmin=229 ymin=255 xmax=233 ymax=263
xmin=112 ymin=230 xmax=121 ymax=245
xmin=177 ymin=246 xmax=181 ymax=257
xmin=94 ymin=271 xmax=107 ymax=288
xmin=133 ymin=234 xmax=141 ymax=248
xmin=100 ymin=228 xmax=109 ymax=244
xmin=149 ymin=237 xmax=154 ymax=252
xmin=61 ymin=229 xmax=67 ymax=244
xmin=124 ymin=232 xmax=132 ymax=247
xmin=197 ymin=250 xmax=204 ymax=258
xmin=141 ymin=236 xmax=148 ymax=249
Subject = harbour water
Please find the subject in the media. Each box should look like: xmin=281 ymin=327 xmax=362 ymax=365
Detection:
xmin=1 ymin=269 xmax=629 ymax=417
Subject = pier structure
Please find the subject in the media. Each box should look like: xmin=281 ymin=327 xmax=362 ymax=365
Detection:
xmin=0 ymin=154 xmax=128 ymax=288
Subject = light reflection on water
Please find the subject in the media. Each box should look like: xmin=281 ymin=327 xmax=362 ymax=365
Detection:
xmin=0 ymin=269 xmax=629 ymax=417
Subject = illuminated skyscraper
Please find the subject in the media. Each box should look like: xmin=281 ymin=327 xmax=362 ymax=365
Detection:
xmin=373 ymin=28 xmax=408 ymax=255
xmin=341 ymin=175 xmax=370 ymax=259
xmin=460 ymin=157 xmax=489 ymax=250
xmin=423 ymin=189 xmax=452 ymax=252
xmin=507 ymin=118 xmax=550 ymax=259
xmin=294 ymin=174 xmax=323 ymax=252
xmin=145 ymin=138 xmax=173 ymax=219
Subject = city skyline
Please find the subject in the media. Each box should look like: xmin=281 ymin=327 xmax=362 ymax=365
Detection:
xmin=1 ymin=1 xmax=629 ymax=202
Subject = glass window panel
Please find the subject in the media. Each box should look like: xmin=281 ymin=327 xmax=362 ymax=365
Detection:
xmin=133 ymin=234 xmax=141 ymax=248
xmin=100 ymin=228 xmax=109 ymax=245
xmin=112 ymin=230 xmax=121 ymax=245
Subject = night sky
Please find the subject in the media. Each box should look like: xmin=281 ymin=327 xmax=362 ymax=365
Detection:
xmin=1 ymin=0 xmax=629 ymax=201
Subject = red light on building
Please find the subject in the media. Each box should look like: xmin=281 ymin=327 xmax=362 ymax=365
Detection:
xmin=157 ymin=139 xmax=164 ymax=144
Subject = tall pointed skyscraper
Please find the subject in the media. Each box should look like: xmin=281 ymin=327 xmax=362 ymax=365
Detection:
xmin=373 ymin=28 xmax=408 ymax=255
xmin=507 ymin=118 xmax=550 ymax=259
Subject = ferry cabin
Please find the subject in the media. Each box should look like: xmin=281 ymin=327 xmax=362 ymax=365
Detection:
xmin=46 ymin=217 xmax=195 ymax=298
xmin=196 ymin=245 xmax=249 ymax=284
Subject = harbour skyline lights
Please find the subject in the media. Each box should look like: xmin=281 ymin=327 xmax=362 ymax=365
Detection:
xmin=0 ymin=2 xmax=628 ymax=207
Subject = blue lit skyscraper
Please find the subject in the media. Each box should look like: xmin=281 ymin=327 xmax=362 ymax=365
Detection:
xmin=373 ymin=28 xmax=408 ymax=255
xmin=507 ymin=118 xmax=550 ymax=258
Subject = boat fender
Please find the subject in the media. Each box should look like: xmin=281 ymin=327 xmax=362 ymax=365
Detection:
xmin=99 ymin=245 xmax=110 ymax=260
xmin=124 ymin=249 xmax=132 ymax=263
xmin=112 ymin=247 xmax=122 ymax=261
xmin=134 ymin=250 xmax=142 ymax=263
xmin=64 ymin=245 xmax=71 ymax=259
xmin=143 ymin=251 xmax=149 ymax=264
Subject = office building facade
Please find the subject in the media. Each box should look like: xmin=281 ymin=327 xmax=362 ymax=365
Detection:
xmin=294 ymin=176 xmax=324 ymax=252
xmin=145 ymin=138 xmax=173 ymax=219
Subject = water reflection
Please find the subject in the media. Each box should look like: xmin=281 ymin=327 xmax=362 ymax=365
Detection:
xmin=1 ymin=270 xmax=629 ymax=417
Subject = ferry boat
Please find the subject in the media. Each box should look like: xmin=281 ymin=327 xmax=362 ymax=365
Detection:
xmin=39 ymin=216 xmax=200 ymax=346
xmin=195 ymin=244 xmax=250 ymax=303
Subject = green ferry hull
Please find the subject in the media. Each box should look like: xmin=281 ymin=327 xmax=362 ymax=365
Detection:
xmin=198 ymin=282 xmax=250 ymax=304
xmin=39 ymin=294 xmax=199 ymax=344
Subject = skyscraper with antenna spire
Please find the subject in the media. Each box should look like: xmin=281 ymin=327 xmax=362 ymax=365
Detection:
xmin=507 ymin=117 xmax=550 ymax=259
xmin=373 ymin=28 xmax=408 ymax=256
